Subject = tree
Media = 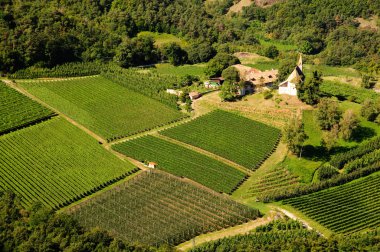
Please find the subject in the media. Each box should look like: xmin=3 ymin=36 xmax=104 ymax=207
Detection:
xmin=361 ymin=75 xmax=371 ymax=89
xmin=321 ymin=124 xmax=339 ymax=152
xmin=361 ymin=99 xmax=380 ymax=121
xmin=297 ymin=71 xmax=321 ymax=105
xmin=282 ymin=115 xmax=308 ymax=157
xmin=222 ymin=66 xmax=240 ymax=84
xmin=161 ymin=42 xmax=188 ymax=66
xmin=186 ymin=42 xmax=216 ymax=64
xmin=205 ymin=53 xmax=240 ymax=78
xmin=316 ymin=98 xmax=342 ymax=130
xmin=263 ymin=45 xmax=279 ymax=59
xmin=339 ymin=109 xmax=359 ymax=140
xmin=219 ymin=67 xmax=240 ymax=101
xmin=114 ymin=36 xmax=158 ymax=68
xmin=220 ymin=82 xmax=238 ymax=101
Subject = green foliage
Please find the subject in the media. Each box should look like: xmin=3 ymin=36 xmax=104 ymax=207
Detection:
xmin=186 ymin=42 xmax=216 ymax=64
xmin=0 ymin=192 xmax=157 ymax=252
xmin=344 ymin=149 xmax=380 ymax=173
xmin=263 ymin=45 xmax=279 ymax=59
xmin=222 ymin=66 xmax=240 ymax=84
xmin=330 ymin=136 xmax=380 ymax=169
xmin=114 ymin=36 xmax=158 ymax=68
xmin=9 ymin=62 xmax=106 ymax=79
xmin=160 ymin=43 xmax=188 ymax=66
xmin=361 ymin=99 xmax=380 ymax=122
xmin=219 ymin=81 xmax=239 ymax=101
xmin=161 ymin=110 xmax=281 ymax=170
xmin=19 ymin=76 xmax=185 ymax=142
xmin=297 ymin=71 xmax=320 ymax=105
xmin=284 ymin=173 xmax=380 ymax=233
xmin=113 ymin=135 xmax=246 ymax=194
xmin=205 ymin=53 xmax=240 ymax=78
xmin=317 ymin=164 xmax=339 ymax=181
xmin=282 ymin=116 xmax=308 ymax=156
xmin=258 ymin=161 xmax=380 ymax=202
xmin=321 ymin=124 xmax=339 ymax=152
xmin=0 ymin=82 xmax=55 ymax=135
xmin=72 ymin=171 xmax=259 ymax=246
xmin=339 ymin=109 xmax=359 ymax=140
xmin=263 ymin=90 xmax=273 ymax=99
xmin=0 ymin=118 xmax=137 ymax=209
xmin=320 ymin=81 xmax=379 ymax=104
xmin=316 ymin=98 xmax=342 ymax=130
xmin=103 ymin=65 xmax=181 ymax=109
xmin=249 ymin=166 xmax=300 ymax=196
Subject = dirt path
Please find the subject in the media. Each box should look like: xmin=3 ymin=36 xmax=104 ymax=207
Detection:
xmin=176 ymin=211 xmax=277 ymax=251
xmin=3 ymin=79 xmax=107 ymax=145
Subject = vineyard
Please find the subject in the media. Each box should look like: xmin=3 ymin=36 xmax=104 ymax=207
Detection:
xmin=70 ymin=171 xmax=259 ymax=246
xmin=0 ymin=117 xmax=137 ymax=209
xmin=0 ymin=81 xmax=55 ymax=135
xmin=102 ymin=65 xmax=181 ymax=109
xmin=249 ymin=166 xmax=299 ymax=196
xmin=190 ymin=218 xmax=320 ymax=252
xmin=160 ymin=110 xmax=281 ymax=170
xmin=112 ymin=135 xmax=247 ymax=193
xmin=9 ymin=62 xmax=106 ymax=79
xmin=283 ymin=172 xmax=380 ymax=233
xmin=18 ymin=76 xmax=185 ymax=142
xmin=320 ymin=80 xmax=378 ymax=103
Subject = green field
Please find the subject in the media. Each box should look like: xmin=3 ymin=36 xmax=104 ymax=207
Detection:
xmin=0 ymin=81 xmax=55 ymax=135
xmin=18 ymin=76 xmax=184 ymax=141
xmin=154 ymin=63 xmax=207 ymax=79
xmin=283 ymin=172 xmax=380 ymax=233
xmin=138 ymin=31 xmax=188 ymax=48
xmin=112 ymin=135 xmax=246 ymax=193
xmin=160 ymin=110 xmax=281 ymax=170
xmin=0 ymin=117 xmax=137 ymax=209
xmin=71 ymin=171 xmax=259 ymax=246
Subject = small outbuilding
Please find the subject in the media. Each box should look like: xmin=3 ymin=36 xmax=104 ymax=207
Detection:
xmin=148 ymin=162 xmax=158 ymax=169
xmin=189 ymin=91 xmax=202 ymax=100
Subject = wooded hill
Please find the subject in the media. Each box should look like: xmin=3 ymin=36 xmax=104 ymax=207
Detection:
xmin=1 ymin=0 xmax=379 ymax=74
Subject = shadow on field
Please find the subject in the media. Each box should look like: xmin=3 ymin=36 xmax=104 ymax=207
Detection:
xmin=351 ymin=126 xmax=376 ymax=142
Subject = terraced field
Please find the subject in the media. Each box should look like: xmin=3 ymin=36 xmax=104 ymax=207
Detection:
xmin=70 ymin=171 xmax=259 ymax=246
xmin=160 ymin=110 xmax=281 ymax=170
xmin=112 ymin=135 xmax=246 ymax=193
xmin=283 ymin=172 xmax=380 ymax=233
xmin=0 ymin=117 xmax=137 ymax=209
xmin=0 ymin=81 xmax=55 ymax=135
xmin=18 ymin=76 xmax=185 ymax=141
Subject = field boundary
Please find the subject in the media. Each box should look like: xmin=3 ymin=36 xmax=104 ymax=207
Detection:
xmin=176 ymin=211 xmax=277 ymax=251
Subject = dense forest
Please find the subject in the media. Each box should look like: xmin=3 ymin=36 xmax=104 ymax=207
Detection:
xmin=1 ymin=0 xmax=379 ymax=74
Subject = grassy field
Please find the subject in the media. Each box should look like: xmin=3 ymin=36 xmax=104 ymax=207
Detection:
xmin=18 ymin=76 xmax=184 ymax=141
xmin=112 ymin=135 xmax=246 ymax=194
xmin=160 ymin=110 xmax=281 ymax=170
xmin=0 ymin=81 xmax=55 ymax=135
xmin=138 ymin=31 xmax=188 ymax=48
xmin=70 ymin=171 xmax=259 ymax=246
xmin=283 ymin=172 xmax=380 ymax=233
xmin=154 ymin=63 xmax=207 ymax=79
xmin=0 ymin=117 xmax=136 ymax=209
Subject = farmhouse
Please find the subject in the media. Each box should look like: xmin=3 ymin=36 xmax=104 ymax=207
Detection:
xmin=189 ymin=91 xmax=202 ymax=100
xmin=232 ymin=64 xmax=278 ymax=94
xmin=279 ymin=55 xmax=305 ymax=96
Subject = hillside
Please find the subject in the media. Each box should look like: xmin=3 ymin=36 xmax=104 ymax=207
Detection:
xmin=0 ymin=0 xmax=380 ymax=251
